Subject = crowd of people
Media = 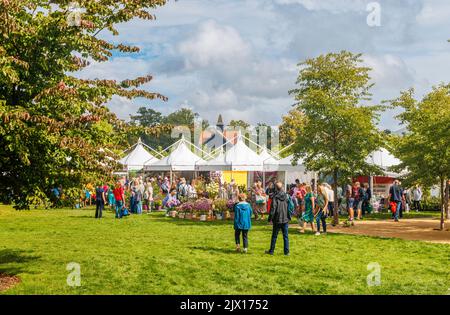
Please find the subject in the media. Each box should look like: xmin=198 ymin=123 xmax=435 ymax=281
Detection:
xmin=78 ymin=173 xmax=426 ymax=255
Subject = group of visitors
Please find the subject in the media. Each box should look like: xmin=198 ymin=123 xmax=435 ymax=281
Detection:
xmin=233 ymin=180 xmax=293 ymax=256
xmin=388 ymin=180 xmax=424 ymax=221
xmin=93 ymin=175 xmax=201 ymax=219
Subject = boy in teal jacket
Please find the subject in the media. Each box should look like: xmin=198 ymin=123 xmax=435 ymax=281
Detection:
xmin=234 ymin=193 xmax=253 ymax=253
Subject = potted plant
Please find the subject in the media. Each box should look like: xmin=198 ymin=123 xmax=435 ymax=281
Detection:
xmin=153 ymin=199 xmax=162 ymax=211
xmin=194 ymin=198 xmax=213 ymax=221
xmin=213 ymin=198 xmax=227 ymax=220
xmin=180 ymin=201 xmax=194 ymax=219
xmin=205 ymin=181 xmax=219 ymax=200
xmin=226 ymin=199 xmax=236 ymax=220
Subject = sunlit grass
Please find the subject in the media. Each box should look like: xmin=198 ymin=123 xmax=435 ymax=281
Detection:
xmin=0 ymin=205 xmax=448 ymax=295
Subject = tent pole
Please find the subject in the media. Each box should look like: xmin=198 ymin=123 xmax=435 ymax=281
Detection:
xmin=284 ymin=171 xmax=287 ymax=192
xmin=263 ymin=172 xmax=266 ymax=190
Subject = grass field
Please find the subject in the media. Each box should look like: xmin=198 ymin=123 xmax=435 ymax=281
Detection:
xmin=0 ymin=204 xmax=449 ymax=295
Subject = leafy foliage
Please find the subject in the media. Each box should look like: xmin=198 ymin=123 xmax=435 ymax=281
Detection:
xmin=289 ymin=51 xmax=385 ymax=223
xmin=388 ymin=85 xmax=450 ymax=229
xmin=0 ymin=0 xmax=169 ymax=209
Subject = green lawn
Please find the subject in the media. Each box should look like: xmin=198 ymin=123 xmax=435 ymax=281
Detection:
xmin=0 ymin=204 xmax=449 ymax=295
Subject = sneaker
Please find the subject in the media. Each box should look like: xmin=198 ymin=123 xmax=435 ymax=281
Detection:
xmin=284 ymin=253 xmax=290 ymax=256
xmin=322 ymin=232 xmax=327 ymax=235
xmin=394 ymin=218 xmax=399 ymax=222
xmin=265 ymin=250 xmax=274 ymax=255
xmin=315 ymin=232 xmax=321 ymax=236
xmin=243 ymin=248 xmax=248 ymax=254
xmin=236 ymin=247 xmax=241 ymax=253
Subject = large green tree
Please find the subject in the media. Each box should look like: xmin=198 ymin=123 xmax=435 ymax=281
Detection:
xmin=389 ymin=86 xmax=450 ymax=230
xmin=0 ymin=0 xmax=168 ymax=209
xmin=289 ymin=51 xmax=385 ymax=225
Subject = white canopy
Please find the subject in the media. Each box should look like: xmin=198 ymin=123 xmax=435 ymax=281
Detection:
xmin=145 ymin=138 xmax=205 ymax=171
xmin=223 ymin=136 xmax=265 ymax=171
xmin=195 ymin=148 xmax=230 ymax=171
xmin=366 ymin=148 xmax=401 ymax=169
xmin=264 ymin=154 xmax=306 ymax=172
xmin=119 ymin=138 xmax=159 ymax=171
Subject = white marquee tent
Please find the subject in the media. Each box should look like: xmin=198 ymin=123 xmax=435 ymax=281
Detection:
xmin=119 ymin=138 xmax=159 ymax=171
xmin=195 ymin=148 xmax=230 ymax=171
xmin=145 ymin=137 xmax=206 ymax=172
xmin=220 ymin=136 xmax=265 ymax=171
xmin=366 ymin=148 xmax=404 ymax=177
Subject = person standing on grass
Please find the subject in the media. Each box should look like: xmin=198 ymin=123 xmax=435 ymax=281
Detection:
xmin=389 ymin=180 xmax=403 ymax=222
xmin=234 ymin=193 xmax=253 ymax=254
xmin=315 ymin=185 xmax=329 ymax=236
xmin=265 ymin=181 xmax=276 ymax=215
xmin=412 ymin=184 xmax=423 ymax=212
xmin=253 ymin=181 xmax=267 ymax=221
xmin=113 ymin=181 xmax=125 ymax=219
xmin=266 ymin=181 xmax=290 ymax=256
xmin=134 ymin=178 xmax=144 ymax=214
xmin=323 ymin=183 xmax=334 ymax=218
xmin=108 ymin=186 xmax=115 ymax=210
xmin=362 ymin=182 xmax=372 ymax=215
xmin=95 ymin=183 xmax=106 ymax=219
xmin=345 ymin=182 xmax=355 ymax=225
xmin=354 ymin=182 xmax=365 ymax=220
xmin=300 ymin=185 xmax=315 ymax=233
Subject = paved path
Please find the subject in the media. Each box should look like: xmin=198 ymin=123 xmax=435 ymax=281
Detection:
xmin=295 ymin=218 xmax=450 ymax=244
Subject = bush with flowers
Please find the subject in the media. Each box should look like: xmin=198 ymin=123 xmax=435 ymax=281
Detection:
xmin=194 ymin=197 xmax=213 ymax=216
xmin=205 ymin=181 xmax=219 ymax=199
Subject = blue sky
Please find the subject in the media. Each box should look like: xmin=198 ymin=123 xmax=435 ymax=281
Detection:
xmin=78 ymin=0 xmax=450 ymax=131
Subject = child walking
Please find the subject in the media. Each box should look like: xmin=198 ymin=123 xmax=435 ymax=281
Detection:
xmin=234 ymin=193 xmax=253 ymax=253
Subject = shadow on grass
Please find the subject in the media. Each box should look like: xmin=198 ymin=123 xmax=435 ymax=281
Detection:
xmin=189 ymin=245 xmax=238 ymax=255
xmin=151 ymin=217 xmax=277 ymax=228
xmin=0 ymin=249 xmax=40 ymax=276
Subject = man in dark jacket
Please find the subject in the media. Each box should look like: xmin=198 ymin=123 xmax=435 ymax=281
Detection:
xmin=266 ymin=181 xmax=290 ymax=256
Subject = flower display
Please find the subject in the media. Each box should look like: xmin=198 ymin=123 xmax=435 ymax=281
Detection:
xmin=213 ymin=198 xmax=227 ymax=212
xmin=194 ymin=198 xmax=213 ymax=213
xmin=205 ymin=181 xmax=219 ymax=199
xmin=226 ymin=199 xmax=236 ymax=211
xmin=166 ymin=198 xmax=180 ymax=209
xmin=179 ymin=201 xmax=195 ymax=212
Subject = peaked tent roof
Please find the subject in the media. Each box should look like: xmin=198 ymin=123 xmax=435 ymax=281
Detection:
xmin=366 ymin=148 xmax=401 ymax=169
xmin=119 ymin=138 xmax=159 ymax=171
xmin=264 ymin=154 xmax=306 ymax=172
xmin=259 ymin=148 xmax=278 ymax=164
xmin=223 ymin=136 xmax=265 ymax=171
xmin=195 ymin=148 xmax=231 ymax=171
xmin=145 ymin=138 xmax=206 ymax=171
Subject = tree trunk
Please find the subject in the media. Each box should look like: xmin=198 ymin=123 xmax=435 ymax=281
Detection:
xmin=439 ymin=177 xmax=445 ymax=231
xmin=445 ymin=180 xmax=449 ymax=220
xmin=333 ymin=169 xmax=339 ymax=226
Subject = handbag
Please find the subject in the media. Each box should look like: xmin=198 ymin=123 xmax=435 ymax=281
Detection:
xmin=255 ymin=195 xmax=266 ymax=204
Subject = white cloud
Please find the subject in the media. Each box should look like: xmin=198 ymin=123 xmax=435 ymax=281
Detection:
xmin=69 ymin=0 xmax=449 ymax=131
xmin=178 ymin=20 xmax=251 ymax=69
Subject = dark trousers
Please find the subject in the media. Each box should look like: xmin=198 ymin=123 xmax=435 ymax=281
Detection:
xmin=316 ymin=209 xmax=327 ymax=232
xmin=95 ymin=200 xmax=104 ymax=218
xmin=269 ymin=223 xmax=289 ymax=255
xmin=413 ymin=200 xmax=421 ymax=211
xmin=235 ymin=229 xmax=249 ymax=248
xmin=327 ymin=202 xmax=334 ymax=217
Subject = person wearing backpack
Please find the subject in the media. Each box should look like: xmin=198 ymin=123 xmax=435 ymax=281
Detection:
xmin=315 ymin=184 xmax=329 ymax=235
xmin=265 ymin=181 xmax=290 ymax=256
